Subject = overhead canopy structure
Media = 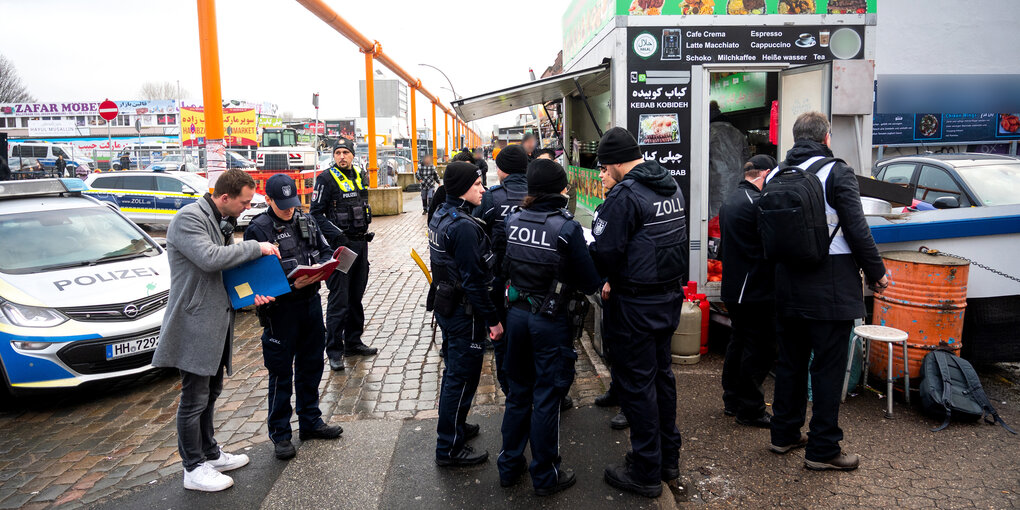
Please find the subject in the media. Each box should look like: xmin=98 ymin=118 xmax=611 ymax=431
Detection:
xmin=451 ymin=61 xmax=610 ymax=122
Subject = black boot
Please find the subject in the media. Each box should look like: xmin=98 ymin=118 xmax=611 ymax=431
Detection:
xmin=535 ymin=469 xmax=576 ymax=496
xmin=610 ymin=411 xmax=630 ymax=430
xmin=274 ymin=440 xmax=296 ymax=460
xmin=594 ymin=390 xmax=618 ymax=407
xmin=604 ymin=464 xmax=662 ymax=498
xmin=560 ymin=395 xmax=574 ymax=411
xmin=436 ymin=445 xmax=489 ymax=467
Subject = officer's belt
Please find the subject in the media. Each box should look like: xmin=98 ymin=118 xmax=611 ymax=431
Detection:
xmin=612 ymin=280 xmax=684 ymax=296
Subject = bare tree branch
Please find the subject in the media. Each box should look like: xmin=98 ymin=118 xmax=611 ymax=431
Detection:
xmin=0 ymin=54 xmax=35 ymax=103
xmin=139 ymin=81 xmax=187 ymax=100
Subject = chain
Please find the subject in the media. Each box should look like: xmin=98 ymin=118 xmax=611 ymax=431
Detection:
xmin=918 ymin=246 xmax=1020 ymax=284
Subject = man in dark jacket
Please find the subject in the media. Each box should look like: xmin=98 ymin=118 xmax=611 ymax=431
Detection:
xmin=719 ymin=154 xmax=778 ymax=428
xmin=767 ymin=112 xmax=888 ymax=472
xmin=590 ymin=127 xmax=686 ymax=498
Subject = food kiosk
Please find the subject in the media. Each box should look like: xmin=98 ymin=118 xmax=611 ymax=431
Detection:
xmin=453 ymin=0 xmax=878 ymax=300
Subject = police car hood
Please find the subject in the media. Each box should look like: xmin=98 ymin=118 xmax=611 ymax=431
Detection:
xmin=0 ymin=253 xmax=170 ymax=308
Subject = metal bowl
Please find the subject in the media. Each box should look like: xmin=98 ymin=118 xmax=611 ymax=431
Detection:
xmin=860 ymin=196 xmax=892 ymax=215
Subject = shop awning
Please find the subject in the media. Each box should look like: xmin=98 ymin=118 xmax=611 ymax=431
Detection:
xmin=451 ymin=61 xmax=611 ymax=122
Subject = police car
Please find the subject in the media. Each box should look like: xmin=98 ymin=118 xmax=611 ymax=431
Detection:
xmin=83 ymin=171 xmax=268 ymax=228
xmin=0 ymin=179 xmax=170 ymax=394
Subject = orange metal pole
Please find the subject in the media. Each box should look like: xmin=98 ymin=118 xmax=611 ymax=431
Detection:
xmin=410 ymin=83 xmax=418 ymax=174
xmin=364 ymin=45 xmax=378 ymax=188
xmin=444 ymin=112 xmax=449 ymax=161
xmin=196 ymin=0 xmax=226 ymax=191
xmin=431 ymin=102 xmax=437 ymax=165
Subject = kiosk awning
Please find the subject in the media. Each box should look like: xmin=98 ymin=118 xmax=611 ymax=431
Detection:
xmin=451 ymin=61 xmax=611 ymax=122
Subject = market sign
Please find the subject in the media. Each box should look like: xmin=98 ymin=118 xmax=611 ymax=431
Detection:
xmin=28 ymin=119 xmax=79 ymax=137
xmin=0 ymin=101 xmax=100 ymax=117
xmin=180 ymin=107 xmax=258 ymax=146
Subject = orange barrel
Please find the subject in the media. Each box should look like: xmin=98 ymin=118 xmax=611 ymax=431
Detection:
xmin=870 ymin=250 xmax=969 ymax=381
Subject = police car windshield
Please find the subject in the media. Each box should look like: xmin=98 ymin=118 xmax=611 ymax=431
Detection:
xmin=0 ymin=207 xmax=158 ymax=274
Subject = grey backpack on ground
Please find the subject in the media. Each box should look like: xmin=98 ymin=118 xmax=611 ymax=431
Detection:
xmin=919 ymin=349 xmax=1015 ymax=434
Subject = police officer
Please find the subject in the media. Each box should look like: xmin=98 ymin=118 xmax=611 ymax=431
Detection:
xmin=244 ymin=174 xmax=343 ymax=460
xmin=590 ymin=127 xmax=686 ymax=498
xmin=428 ymin=161 xmax=504 ymax=467
xmin=310 ymin=139 xmax=378 ymax=372
xmin=590 ymin=164 xmax=629 ymax=431
xmin=498 ymin=159 xmax=601 ymax=495
xmin=472 ymin=144 xmax=528 ymax=396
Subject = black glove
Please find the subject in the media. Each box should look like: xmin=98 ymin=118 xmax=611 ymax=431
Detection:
xmin=364 ymin=232 xmax=375 ymax=242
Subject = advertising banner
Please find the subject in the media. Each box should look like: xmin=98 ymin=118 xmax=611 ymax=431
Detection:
xmin=0 ymin=100 xmax=180 ymax=117
xmin=618 ymin=0 xmax=875 ymax=16
xmin=873 ymin=113 xmax=1020 ymax=145
xmin=180 ymin=107 xmax=258 ymax=146
xmin=28 ymin=119 xmax=79 ymax=137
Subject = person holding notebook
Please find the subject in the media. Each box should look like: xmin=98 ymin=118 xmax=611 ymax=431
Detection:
xmin=152 ymin=169 xmax=280 ymax=492
xmin=244 ymin=174 xmax=344 ymax=460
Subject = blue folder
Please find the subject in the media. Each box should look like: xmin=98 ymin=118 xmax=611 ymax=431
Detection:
xmin=222 ymin=255 xmax=291 ymax=309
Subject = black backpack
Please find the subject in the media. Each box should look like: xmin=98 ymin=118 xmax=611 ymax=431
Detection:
xmin=757 ymin=157 xmax=842 ymax=265
xmin=919 ymin=350 xmax=1015 ymax=434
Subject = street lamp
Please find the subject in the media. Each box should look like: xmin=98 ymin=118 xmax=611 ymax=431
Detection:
xmin=420 ymin=63 xmax=466 ymax=148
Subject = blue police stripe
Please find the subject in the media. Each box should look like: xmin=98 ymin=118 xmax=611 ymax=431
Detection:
xmin=870 ymin=214 xmax=1020 ymax=244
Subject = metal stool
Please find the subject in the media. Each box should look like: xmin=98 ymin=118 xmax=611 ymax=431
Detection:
xmin=842 ymin=325 xmax=909 ymax=419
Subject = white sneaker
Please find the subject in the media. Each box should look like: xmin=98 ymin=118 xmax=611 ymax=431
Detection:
xmin=206 ymin=448 xmax=250 ymax=472
xmin=183 ymin=463 xmax=234 ymax=492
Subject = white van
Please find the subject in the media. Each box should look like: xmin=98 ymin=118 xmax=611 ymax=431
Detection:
xmin=8 ymin=142 xmax=95 ymax=174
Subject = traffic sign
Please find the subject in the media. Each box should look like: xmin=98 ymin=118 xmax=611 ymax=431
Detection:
xmin=99 ymin=100 xmax=118 ymax=121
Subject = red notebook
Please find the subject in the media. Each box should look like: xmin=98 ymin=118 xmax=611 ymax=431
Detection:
xmin=286 ymin=246 xmax=358 ymax=281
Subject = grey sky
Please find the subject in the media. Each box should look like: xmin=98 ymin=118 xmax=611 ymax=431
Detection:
xmin=0 ymin=0 xmax=571 ymax=134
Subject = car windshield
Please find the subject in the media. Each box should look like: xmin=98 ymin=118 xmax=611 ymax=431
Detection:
xmin=160 ymin=155 xmax=182 ymax=163
xmin=954 ymin=163 xmax=1020 ymax=206
xmin=0 ymin=206 xmax=159 ymax=274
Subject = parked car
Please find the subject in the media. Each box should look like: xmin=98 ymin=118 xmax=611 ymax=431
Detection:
xmin=0 ymin=179 xmax=169 ymax=395
xmin=872 ymin=153 xmax=1020 ymax=208
xmin=144 ymin=154 xmax=199 ymax=173
xmin=83 ymin=171 xmax=267 ymax=227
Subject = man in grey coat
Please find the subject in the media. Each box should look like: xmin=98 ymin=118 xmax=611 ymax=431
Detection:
xmin=152 ymin=169 xmax=281 ymax=492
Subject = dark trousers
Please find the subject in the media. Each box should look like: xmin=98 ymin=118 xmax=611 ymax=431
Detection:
xmin=177 ymin=364 xmax=225 ymax=471
xmin=325 ymin=239 xmax=369 ymax=360
xmin=498 ymin=307 xmax=575 ymax=489
xmin=435 ymin=306 xmax=486 ymax=459
xmin=261 ymin=296 xmax=327 ymax=443
xmin=721 ymin=302 xmax=778 ymax=420
xmin=490 ymin=282 xmax=509 ymax=396
xmin=770 ymin=317 xmax=853 ymax=462
xmin=421 ymin=186 xmax=434 ymax=212
xmin=603 ymin=292 xmax=683 ymax=484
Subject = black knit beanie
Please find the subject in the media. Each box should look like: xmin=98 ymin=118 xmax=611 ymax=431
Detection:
xmin=444 ymin=161 xmax=481 ymax=198
xmin=333 ymin=138 xmax=355 ymax=154
xmin=597 ymin=127 xmax=642 ymax=165
xmin=527 ymin=159 xmax=568 ymax=195
xmin=495 ymin=144 xmax=529 ymax=174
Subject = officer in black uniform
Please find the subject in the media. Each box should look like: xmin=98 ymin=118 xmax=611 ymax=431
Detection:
xmin=310 ymin=139 xmax=378 ymax=372
xmin=590 ymin=127 xmax=686 ymax=498
xmin=498 ymin=159 xmax=601 ymax=496
xmin=428 ymin=162 xmax=504 ymax=467
xmin=244 ymin=174 xmax=343 ymax=460
xmin=472 ymin=144 xmax=528 ymax=395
